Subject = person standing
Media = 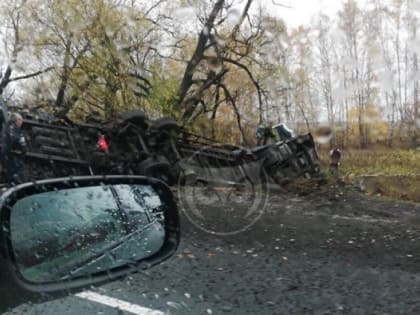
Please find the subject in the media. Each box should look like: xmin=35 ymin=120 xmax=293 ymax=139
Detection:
xmin=329 ymin=145 xmax=341 ymax=177
xmin=1 ymin=113 xmax=27 ymax=184
xmin=96 ymin=133 xmax=109 ymax=154
xmin=255 ymin=125 xmax=265 ymax=146
xmin=256 ymin=124 xmax=275 ymax=146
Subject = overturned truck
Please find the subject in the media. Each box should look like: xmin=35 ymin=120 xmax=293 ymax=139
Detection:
xmin=0 ymin=105 xmax=323 ymax=187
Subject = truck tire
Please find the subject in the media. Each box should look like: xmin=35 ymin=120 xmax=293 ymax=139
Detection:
xmin=138 ymin=156 xmax=174 ymax=185
xmin=118 ymin=110 xmax=148 ymax=130
xmin=270 ymin=168 xmax=292 ymax=187
xmin=150 ymin=118 xmax=180 ymax=136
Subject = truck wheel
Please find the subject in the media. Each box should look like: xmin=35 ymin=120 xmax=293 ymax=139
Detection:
xmin=150 ymin=118 xmax=180 ymax=136
xmin=138 ymin=156 xmax=174 ymax=185
xmin=118 ymin=110 xmax=149 ymax=130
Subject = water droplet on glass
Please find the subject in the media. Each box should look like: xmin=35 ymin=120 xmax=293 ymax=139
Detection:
xmin=172 ymin=7 xmax=197 ymax=21
xmin=225 ymin=9 xmax=240 ymax=25
xmin=166 ymin=301 xmax=182 ymax=309
xmin=214 ymin=35 xmax=227 ymax=48
xmin=314 ymin=126 xmax=333 ymax=144
xmin=203 ymin=26 xmax=210 ymax=36
xmin=86 ymin=191 xmax=94 ymax=200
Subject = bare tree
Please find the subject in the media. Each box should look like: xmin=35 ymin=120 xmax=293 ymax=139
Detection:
xmin=338 ymin=0 xmax=374 ymax=148
xmin=0 ymin=0 xmax=54 ymax=96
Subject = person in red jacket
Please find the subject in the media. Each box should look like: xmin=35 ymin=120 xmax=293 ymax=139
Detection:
xmin=96 ymin=134 xmax=109 ymax=153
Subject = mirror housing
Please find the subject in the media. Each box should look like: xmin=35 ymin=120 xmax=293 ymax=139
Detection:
xmin=0 ymin=175 xmax=180 ymax=311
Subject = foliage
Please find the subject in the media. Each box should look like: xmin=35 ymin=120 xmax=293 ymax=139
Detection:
xmin=145 ymin=77 xmax=180 ymax=119
xmin=318 ymin=147 xmax=420 ymax=201
xmin=0 ymin=0 xmax=418 ymax=146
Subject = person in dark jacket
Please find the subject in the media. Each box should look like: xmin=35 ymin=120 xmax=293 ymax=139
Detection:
xmin=1 ymin=113 xmax=27 ymax=184
xmin=329 ymin=145 xmax=341 ymax=177
xmin=256 ymin=124 xmax=275 ymax=146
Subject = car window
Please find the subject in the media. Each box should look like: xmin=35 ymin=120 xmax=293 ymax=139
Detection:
xmin=10 ymin=186 xmax=126 ymax=282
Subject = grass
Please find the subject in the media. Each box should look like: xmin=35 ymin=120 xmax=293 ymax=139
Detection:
xmin=317 ymin=148 xmax=420 ymax=202
xmin=318 ymin=148 xmax=420 ymax=176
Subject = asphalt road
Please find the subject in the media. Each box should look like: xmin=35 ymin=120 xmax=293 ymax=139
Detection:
xmin=3 ymin=184 xmax=420 ymax=315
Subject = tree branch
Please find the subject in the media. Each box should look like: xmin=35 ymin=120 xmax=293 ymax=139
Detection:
xmin=231 ymin=0 xmax=253 ymax=39
xmin=177 ymin=0 xmax=225 ymax=116
xmin=182 ymin=69 xmax=228 ymax=119
xmin=219 ymin=83 xmax=247 ymax=145
xmin=9 ymin=67 xmax=55 ymax=82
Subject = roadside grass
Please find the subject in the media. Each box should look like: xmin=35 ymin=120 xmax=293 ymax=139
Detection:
xmin=318 ymin=148 xmax=420 ymax=176
xmin=317 ymin=148 xmax=420 ymax=202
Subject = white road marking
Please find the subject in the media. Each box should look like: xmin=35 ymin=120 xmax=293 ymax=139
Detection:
xmin=76 ymin=291 xmax=165 ymax=315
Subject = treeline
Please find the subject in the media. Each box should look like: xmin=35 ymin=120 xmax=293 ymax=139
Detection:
xmin=0 ymin=0 xmax=418 ymax=147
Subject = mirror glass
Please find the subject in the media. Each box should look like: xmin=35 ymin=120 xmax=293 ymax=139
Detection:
xmin=9 ymin=184 xmax=166 ymax=283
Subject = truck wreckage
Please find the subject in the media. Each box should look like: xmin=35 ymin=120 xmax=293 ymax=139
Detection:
xmin=0 ymin=104 xmax=324 ymax=187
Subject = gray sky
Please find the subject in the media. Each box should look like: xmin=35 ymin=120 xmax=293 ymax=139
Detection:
xmin=261 ymin=0 xmax=366 ymax=27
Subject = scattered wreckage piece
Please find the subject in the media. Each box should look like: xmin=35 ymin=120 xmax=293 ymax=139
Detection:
xmin=0 ymin=104 xmax=323 ymax=187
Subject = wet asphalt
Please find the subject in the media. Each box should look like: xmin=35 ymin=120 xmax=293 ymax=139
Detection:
xmin=3 ymin=185 xmax=420 ymax=315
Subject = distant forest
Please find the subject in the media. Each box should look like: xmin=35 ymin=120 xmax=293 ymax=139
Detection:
xmin=0 ymin=0 xmax=418 ymax=147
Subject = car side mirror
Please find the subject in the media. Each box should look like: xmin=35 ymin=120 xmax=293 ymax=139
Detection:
xmin=0 ymin=175 xmax=180 ymax=312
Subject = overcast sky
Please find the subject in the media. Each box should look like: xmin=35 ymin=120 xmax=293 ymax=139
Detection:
xmin=261 ymin=0 xmax=365 ymax=28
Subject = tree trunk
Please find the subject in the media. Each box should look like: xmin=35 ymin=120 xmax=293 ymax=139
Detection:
xmin=0 ymin=66 xmax=12 ymax=96
xmin=177 ymin=0 xmax=225 ymax=119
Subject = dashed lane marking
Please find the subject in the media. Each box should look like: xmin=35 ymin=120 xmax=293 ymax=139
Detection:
xmin=76 ymin=291 xmax=165 ymax=315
